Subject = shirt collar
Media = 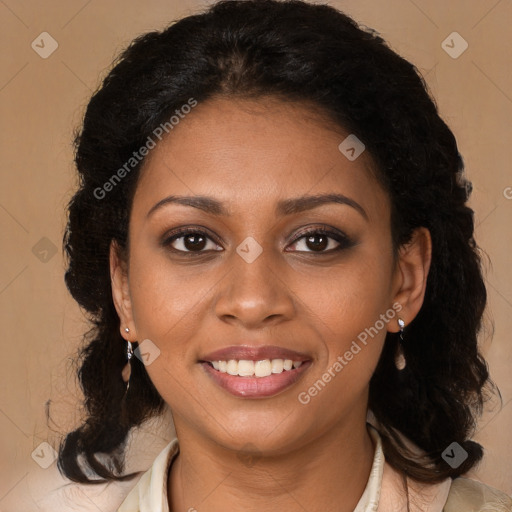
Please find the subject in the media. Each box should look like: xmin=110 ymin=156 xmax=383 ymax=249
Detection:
xmin=353 ymin=424 xmax=385 ymax=511
xmin=117 ymin=424 xmax=450 ymax=512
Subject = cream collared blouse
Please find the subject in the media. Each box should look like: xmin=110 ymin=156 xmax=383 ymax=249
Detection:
xmin=117 ymin=427 xmax=512 ymax=512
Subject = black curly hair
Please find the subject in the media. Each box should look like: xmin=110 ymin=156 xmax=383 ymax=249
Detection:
xmin=57 ymin=0 xmax=493 ymax=485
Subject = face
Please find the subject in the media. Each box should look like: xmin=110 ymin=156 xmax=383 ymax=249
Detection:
xmin=111 ymin=96 xmax=429 ymax=456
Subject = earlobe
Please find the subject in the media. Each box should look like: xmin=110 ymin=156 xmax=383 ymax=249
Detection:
xmin=109 ymin=240 xmax=137 ymax=340
xmin=390 ymin=227 xmax=432 ymax=331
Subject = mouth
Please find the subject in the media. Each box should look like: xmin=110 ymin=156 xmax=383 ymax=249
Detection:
xmin=198 ymin=354 xmax=312 ymax=398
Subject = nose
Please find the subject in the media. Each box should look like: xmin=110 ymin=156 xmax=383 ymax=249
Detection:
xmin=213 ymin=243 xmax=296 ymax=329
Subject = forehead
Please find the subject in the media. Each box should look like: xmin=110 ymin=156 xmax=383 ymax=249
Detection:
xmin=132 ymin=97 xmax=388 ymax=221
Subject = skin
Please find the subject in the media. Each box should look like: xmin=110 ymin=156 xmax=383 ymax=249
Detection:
xmin=110 ymin=97 xmax=432 ymax=512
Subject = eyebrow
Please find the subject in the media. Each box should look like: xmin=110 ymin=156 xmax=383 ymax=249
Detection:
xmin=146 ymin=193 xmax=368 ymax=221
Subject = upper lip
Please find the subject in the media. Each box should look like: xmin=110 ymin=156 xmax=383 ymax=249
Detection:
xmin=200 ymin=345 xmax=311 ymax=362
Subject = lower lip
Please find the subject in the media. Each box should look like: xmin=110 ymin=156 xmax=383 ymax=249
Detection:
xmin=200 ymin=361 xmax=312 ymax=398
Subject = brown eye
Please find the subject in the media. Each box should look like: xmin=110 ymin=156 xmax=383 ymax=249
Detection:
xmin=304 ymin=233 xmax=329 ymax=251
xmin=287 ymin=228 xmax=354 ymax=254
xmin=162 ymin=228 xmax=222 ymax=253
xmin=180 ymin=233 xmax=207 ymax=251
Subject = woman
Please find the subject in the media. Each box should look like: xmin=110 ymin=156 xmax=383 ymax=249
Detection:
xmin=57 ymin=0 xmax=512 ymax=510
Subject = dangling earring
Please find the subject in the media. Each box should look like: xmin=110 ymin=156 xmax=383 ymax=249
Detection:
xmin=122 ymin=328 xmax=134 ymax=395
xmin=395 ymin=318 xmax=406 ymax=370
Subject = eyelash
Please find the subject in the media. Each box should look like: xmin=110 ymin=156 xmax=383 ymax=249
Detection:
xmin=161 ymin=226 xmax=355 ymax=256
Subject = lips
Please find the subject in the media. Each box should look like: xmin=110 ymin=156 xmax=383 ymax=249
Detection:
xmin=200 ymin=345 xmax=311 ymax=362
xmin=200 ymin=359 xmax=312 ymax=398
xmin=198 ymin=345 xmax=313 ymax=398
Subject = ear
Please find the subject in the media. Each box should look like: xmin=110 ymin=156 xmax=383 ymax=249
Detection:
xmin=110 ymin=240 xmax=138 ymax=341
xmin=388 ymin=227 xmax=432 ymax=332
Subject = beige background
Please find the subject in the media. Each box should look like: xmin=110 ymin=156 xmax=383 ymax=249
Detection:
xmin=0 ymin=0 xmax=511 ymax=509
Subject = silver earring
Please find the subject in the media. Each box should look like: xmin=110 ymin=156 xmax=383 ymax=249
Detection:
xmin=395 ymin=318 xmax=406 ymax=370
xmin=125 ymin=327 xmax=130 ymax=333
xmin=122 ymin=340 xmax=134 ymax=395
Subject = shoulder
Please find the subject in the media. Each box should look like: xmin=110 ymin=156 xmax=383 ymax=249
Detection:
xmin=444 ymin=477 xmax=512 ymax=512
xmin=117 ymin=438 xmax=179 ymax=512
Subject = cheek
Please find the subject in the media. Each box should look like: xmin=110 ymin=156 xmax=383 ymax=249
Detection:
xmin=128 ymin=251 xmax=210 ymax=349
xmin=126 ymin=254 xmax=209 ymax=406
xmin=298 ymin=252 xmax=392 ymax=326
xmin=294 ymin=248 xmax=393 ymax=371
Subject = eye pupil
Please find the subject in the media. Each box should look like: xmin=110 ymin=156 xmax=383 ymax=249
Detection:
xmin=306 ymin=234 xmax=328 ymax=251
xmin=184 ymin=234 xmax=206 ymax=251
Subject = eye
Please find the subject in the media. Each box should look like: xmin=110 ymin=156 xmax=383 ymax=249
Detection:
xmin=286 ymin=227 xmax=354 ymax=253
xmin=161 ymin=226 xmax=354 ymax=256
xmin=162 ymin=227 xmax=222 ymax=254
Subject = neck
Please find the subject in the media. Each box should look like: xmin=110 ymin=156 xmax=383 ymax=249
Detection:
xmin=168 ymin=417 xmax=375 ymax=512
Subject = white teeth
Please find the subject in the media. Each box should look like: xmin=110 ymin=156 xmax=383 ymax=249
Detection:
xmin=227 ymin=360 xmax=238 ymax=375
xmin=271 ymin=359 xmax=283 ymax=373
xmin=254 ymin=360 xmax=272 ymax=377
xmin=237 ymin=360 xmax=254 ymax=377
xmin=208 ymin=358 xmax=305 ymax=377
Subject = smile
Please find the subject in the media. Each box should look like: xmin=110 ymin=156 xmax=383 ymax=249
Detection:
xmin=200 ymin=359 xmax=312 ymax=398
xmin=208 ymin=358 xmax=303 ymax=377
